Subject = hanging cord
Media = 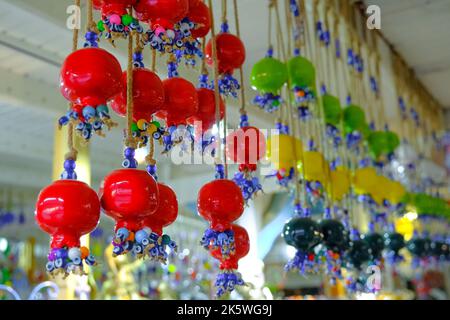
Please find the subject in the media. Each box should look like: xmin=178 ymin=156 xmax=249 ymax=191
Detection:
xmin=208 ymin=0 xmax=226 ymax=176
xmin=65 ymin=0 xmax=81 ymax=162
xmin=201 ymin=38 xmax=208 ymax=75
xmin=274 ymin=0 xmax=303 ymax=203
xmin=125 ymin=13 xmax=137 ymax=149
xmin=232 ymin=0 xmax=246 ymax=114
xmin=86 ymin=0 xmax=97 ymax=33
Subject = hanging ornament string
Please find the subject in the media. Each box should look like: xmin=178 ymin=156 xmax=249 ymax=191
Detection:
xmin=233 ymin=0 xmax=246 ymax=114
xmin=274 ymin=0 xmax=303 ymax=203
xmin=208 ymin=0 xmax=226 ymax=178
xmin=65 ymin=0 xmax=81 ymax=163
xmin=125 ymin=27 xmax=137 ymax=150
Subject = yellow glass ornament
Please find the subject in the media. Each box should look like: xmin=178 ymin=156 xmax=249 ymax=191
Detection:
xmin=386 ymin=180 xmax=406 ymax=205
xmin=266 ymin=134 xmax=303 ymax=170
xmin=352 ymin=167 xmax=378 ymax=195
xmin=328 ymin=166 xmax=351 ymax=201
xmin=301 ymin=151 xmax=328 ymax=185
xmin=370 ymin=175 xmax=391 ymax=205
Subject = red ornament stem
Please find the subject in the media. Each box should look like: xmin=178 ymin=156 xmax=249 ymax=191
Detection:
xmin=50 ymin=232 xmax=81 ymax=249
xmin=220 ymin=259 xmax=238 ymax=271
xmin=115 ymin=219 xmax=142 ymax=233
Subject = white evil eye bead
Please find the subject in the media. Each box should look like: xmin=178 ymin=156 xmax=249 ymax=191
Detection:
xmin=68 ymin=247 xmax=81 ymax=261
xmin=72 ymin=257 xmax=82 ymax=265
xmin=122 ymin=159 xmax=131 ymax=168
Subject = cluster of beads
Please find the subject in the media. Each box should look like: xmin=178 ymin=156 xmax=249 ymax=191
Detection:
xmin=162 ymin=125 xmax=191 ymax=154
xmin=144 ymin=18 xmax=201 ymax=63
xmin=233 ymin=169 xmax=262 ymax=202
xmin=84 ymin=30 xmax=99 ymax=48
xmin=252 ymin=93 xmax=282 ymax=113
xmin=293 ymin=86 xmax=315 ymax=104
xmin=215 ymin=270 xmax=245 ymax=298
xmin=132 ymin=119 xmax=165 ymax=148
xmin=45 ymin=246 xmax=96 ymax=278
xmin=317 ymin=248 xmax=344 ymax=283
xmin=58 ymin=105 xmax=115 ymax=141
xmin=134 ymin=228 xmax=178 ymax=264
xmin=266 ymin=167 xmax=295 ymax=188
xmin=298 ymin=105 xmax=312 ymax=121
xmin=284 ymin=251 xmax=319 ymax=275
xmin=112 ymin=227 xmax=177 ymax=264
xmin=97 ymin=13 xmax=143 ymax=43
xmin=200 ymin=229 xmax=236 ymax=259
xmin=326 ymin=124 xmax=342 ymax=148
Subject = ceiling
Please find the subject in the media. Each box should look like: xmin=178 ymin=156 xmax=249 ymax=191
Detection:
xmin=366 ymin=0 xmax=450 ymax=109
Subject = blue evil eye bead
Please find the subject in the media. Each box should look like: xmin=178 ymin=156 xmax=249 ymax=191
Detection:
xmin=168 ymin=240 xmax=177 ymax=250
xmin=124 ymin=147 xmax=135 ymax=158
xmin=63 ymin=159 xmax=76 ymax=171
xmin=82 ymin=106 xmax=96 ymax=120
xmin=114 ymin=227 xmax=129 ymax=244
xmin=133 ymin=244 xmax=144 ymax=255
xmin=149 ymin=247 xmax=158 ymax=257
xmin=58 ymin=115 xmax=70 ymax=126
xmin=54 ymin=258 xmax=64 ymax=269
xmin=135 ymin=229 xmax=150 ymax=245
xmin=149 ymin=232 xmax=159 ymax=242
xmin=55 ymin=248 xmax=68 ymax=260
xmin=46 ymin=261 xmax=55 ymax=273
xmin=113 ymin=245 xmax=124 ymax=256
xmin=85 ymin=255 xmax=96 ymax=266
xmin=124 ymin=241 xmax=134 ymax=251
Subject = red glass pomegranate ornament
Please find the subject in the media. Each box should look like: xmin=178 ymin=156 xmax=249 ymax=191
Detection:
xmin=35 ymin=180 xmax=101 ymax=276
xmin=225 ymin=123 xmax=266 ymax=202
xmin=138 ymin=183 xmax=179 ymax=262
xmin=187 ymin=88 xmax=224 ymax=140
xmin=198 ymin=179 xmax=244 ymax=261
xmin=226 ymin=126 xmax=266 ymax=168
xmin=187 ymin=1 xmax=211 ymax=38
xmin=110 ymin=68 xmax=165 ymax=122
xmin=134 ymin=0 xmax=189 ymax=30
xmin=99 ymin=168 xmax=159 ymax=257
xmin=59 ymin=47 xmax=123 ymax=141
xmin=210 ymin=224 xmax=249 ymax=297
xmin=156 ymin=77 xmax=199 ymax=127
xmin=204 ymin=29 xmax=246 ymax=97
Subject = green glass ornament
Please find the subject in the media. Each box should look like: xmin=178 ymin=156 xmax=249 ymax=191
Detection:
xmin=368 ymin=131 xmax=389 ymax=158
xmin=322 ymin=94 xmax=342 ymax=126
xmin=343 ymin=104 xmax=366 ymax=133
xmin=287 ymin=56 xmax=315 ymax=87
xmin=283 ymin=217 xmax=320 ymax=251
xmin=250 ymin=57 xmax=288 ymax=93
xmin=360 ymin=122 xmax=372 ymax=139
xmin=385 ymin=131 xmax=400 ymax=154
